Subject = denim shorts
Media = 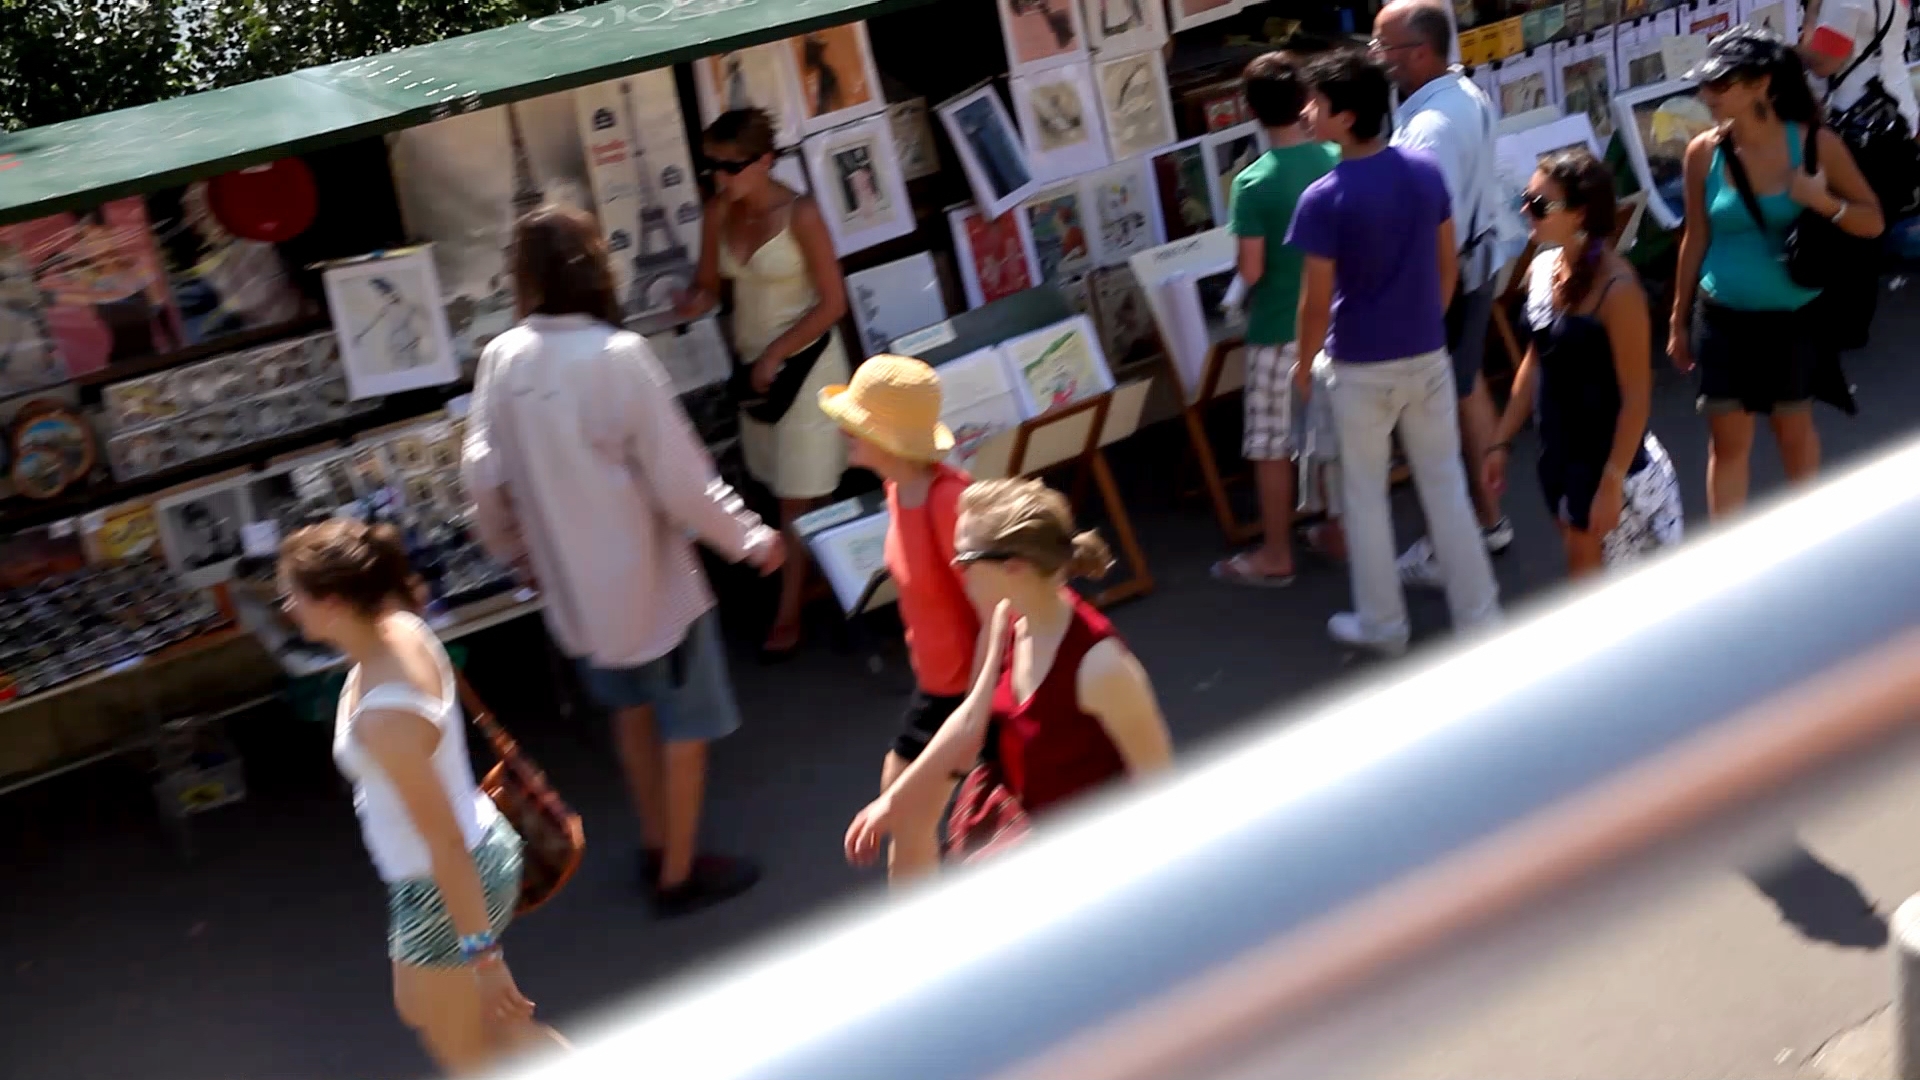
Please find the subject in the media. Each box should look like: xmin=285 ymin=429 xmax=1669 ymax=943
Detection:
xmin=575 ymin=609 xmax=742 ymax=744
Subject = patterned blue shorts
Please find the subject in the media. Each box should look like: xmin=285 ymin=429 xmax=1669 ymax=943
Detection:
xmin=385 ymin=815 xmax=522 ymax=968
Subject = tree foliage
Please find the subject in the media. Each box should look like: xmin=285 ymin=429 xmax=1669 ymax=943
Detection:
xmin=0 ymin=0 xmax=593 ymax=132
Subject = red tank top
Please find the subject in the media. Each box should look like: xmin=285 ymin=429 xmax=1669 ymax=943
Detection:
xmin=990 ymin=595 xmax=1128 ymax=817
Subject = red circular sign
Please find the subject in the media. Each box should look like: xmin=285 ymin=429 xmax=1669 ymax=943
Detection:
xmin=206 ymin=158 xmax=318 ymax=243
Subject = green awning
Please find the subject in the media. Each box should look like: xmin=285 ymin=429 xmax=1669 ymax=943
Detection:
xmin=0 ymin=0 xmax=929 ymax=224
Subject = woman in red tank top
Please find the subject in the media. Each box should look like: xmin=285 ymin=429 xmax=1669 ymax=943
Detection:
xmin=845 ymin=479 xmax=1172 ymax=868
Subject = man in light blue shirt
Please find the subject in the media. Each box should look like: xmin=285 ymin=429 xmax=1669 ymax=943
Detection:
xmin=1373 ymin=0 xmax=1524 ymax=585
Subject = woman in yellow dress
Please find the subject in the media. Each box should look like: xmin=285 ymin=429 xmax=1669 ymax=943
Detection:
xmin=678 ymin=108 xmax=851 ymax=660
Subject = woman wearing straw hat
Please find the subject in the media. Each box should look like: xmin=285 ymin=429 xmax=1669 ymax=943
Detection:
xmin=819 ymin=356 xmax=989 ymax=883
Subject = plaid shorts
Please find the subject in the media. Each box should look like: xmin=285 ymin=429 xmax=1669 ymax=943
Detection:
xmin=1242 ymin=343 xmax=1299 ymax=461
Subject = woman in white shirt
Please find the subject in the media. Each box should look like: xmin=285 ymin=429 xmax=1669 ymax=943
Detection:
xmin=279 ymin=519 xmax=563 ymax=1073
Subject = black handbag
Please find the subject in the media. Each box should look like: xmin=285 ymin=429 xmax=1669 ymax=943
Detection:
xmin=727 ymin=330 xmax=835 ymax=425
xmin=1825 ymin=0 xmax=1920 ymax=219
xmin=1720 ymin=125 xmax=1857 ymax=291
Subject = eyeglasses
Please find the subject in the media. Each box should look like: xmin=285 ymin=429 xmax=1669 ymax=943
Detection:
xmin=705 ymin=155 xmax=758 ymax=176
xmin=1368 ymin=38 xmax=1421 ymax=52
xmin=1519 ymin=192 xmax=1570 ymax=220
xmin=952 ymin=548 xmax=1020 ymax=567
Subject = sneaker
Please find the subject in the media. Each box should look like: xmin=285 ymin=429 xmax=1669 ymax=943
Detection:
xmin=651 ymin=854 xmax=761 ymax=918
xmin=1398 ymin=518 xmax=1515 ymax=590
xmin=1327 ymin=613 xmax=1409 ymax=657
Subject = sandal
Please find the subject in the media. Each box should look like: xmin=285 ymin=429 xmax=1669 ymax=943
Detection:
xmin=1210 ymin=552 xmax=1296 ymax=589
xmin=1302 ymin=523 xmax=1347 ymax=564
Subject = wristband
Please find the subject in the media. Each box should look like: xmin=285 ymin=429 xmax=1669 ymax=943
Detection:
xmin=459 ymin=930 xmax=500 ymax=961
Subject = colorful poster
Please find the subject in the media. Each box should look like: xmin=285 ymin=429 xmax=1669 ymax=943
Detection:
xmin=1081 ymin=159 xmax=1162 ymax=266
xmin=1023 ymin=186 xmax=1094 ymax=281
xmin=83 ymin=501 xmax=163 ymax=563
xmin=0 ymin=198 xmax=185 ymax=375
xmin=146 ymin=182 xmax=305 ymax=346
xmin=787 ymin=22 xmax=885 ymax=133
xmin=936 ymin=346 xmax=1028 ymax=471
xmin=950 ymin=205 xmax=1041 ymax=309
xmin=997 ymin=0 xmax=1089 ymax=75
xmin=576 ymin=70 xmax=703 ymax=323
xmin=1151 ymin=140 xmax=1217 ymax=242
xmin=0 ymin=236 xmax=64 ymax=398
xmin=1001 ymin=314 xmax=1114 ymax=417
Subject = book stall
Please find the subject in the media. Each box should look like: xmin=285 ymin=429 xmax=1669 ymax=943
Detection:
xmin=0 ymin=0 xmax=1882 ymax=804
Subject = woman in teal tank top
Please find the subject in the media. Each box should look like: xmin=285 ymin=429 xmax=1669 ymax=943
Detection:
xmin=1667 ymin=28 xmax=1883 ymax=520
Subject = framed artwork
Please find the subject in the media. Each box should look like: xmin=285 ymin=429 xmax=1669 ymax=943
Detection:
xmin=802 ymin=114 xmax=917 ymax=256
xmin=146 ymin=182 xmax=305 ymax=347
xmin=1088 ymin=264 xmax=1158 ymax=371
xmin=786 ymin=22 xmax=886 ymax=134
xmin=1022 ymin=185 xmax=1097 ymax=281
xmin=997 ymin=0 xmax=1090 ymax=76
xmin=810 ymin=509 xmax=892 ymax=611
xmin=692 ymin=44 xmax=805 ymax=149
xmin=1495 ymin=114 xmax=1603 ymax=200
xmin=1000 ymin=314 xmax=1115 ymax=417
xmin=1168 ymin=0 xmax=1244 ymax=33
xmin=644 ymin=316 xmax=733 ymax=396
xmin=949 ymin=204 xmax=1042 ymax=309
xmin=938 ymin=84 xmax=1040 ymax=219
xmin=1150 ymin=138 xmax=1218 ymax=242
xmin=575 ymin=70 xmax=703 ymax=324
xmin=0 ymin=198 xmax=186 ymax=376
xmin=1684 ymin=0 xmax=1738 ymax=39
xmin=1552 ymin=30 xmax=1620 ymax=145
xmin=846 ymin=253 xmax=950 ymax=357
xmin=889 ymin=99 xmax=942 ymax=182
xmin=1096 ymin=51 xmax=1177 ymax=161
xmin=81 ymin=499 xmax=163 ymax=564
xmin=1495 ymin=49 xmax=1558 ymax=119
xmin=1084 ymin=0 xmax=1168 ymax=54
xmin=1617 ymin=12 xmax=1683 ymax=89
xmin=1613 ymin=77 xmax=1709 ymax=228
xmin=322 ymin=247 xmax=461 ymax=400
xmin=1012 ymin=62 xmax=1111 ymax=183
xmin=936 ymin=346 xmax=1029 ymax=472
xmin=1737 ymin=0 xmax=1799 ymax=42
xmin=1079 ymin=157 xmax=1164 ymax=266
xmin=1200 ymin=122 xmax=1266 ymax=223
xmin=155 ymin=475 xmax=252 ymax=589
xmin=0 ymin=237 xmax=63 ymax=399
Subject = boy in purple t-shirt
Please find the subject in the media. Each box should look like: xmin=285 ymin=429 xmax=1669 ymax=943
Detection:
xmin=1285 ymin=50 xmax=1499 ymax=655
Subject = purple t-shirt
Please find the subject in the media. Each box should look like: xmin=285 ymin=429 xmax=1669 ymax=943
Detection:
xmin=1284 ymin=146 xmax=1451 ymax=363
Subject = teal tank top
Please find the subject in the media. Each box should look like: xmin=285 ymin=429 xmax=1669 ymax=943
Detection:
xmin=1699 ymin=124 xmax=1822 ymax=312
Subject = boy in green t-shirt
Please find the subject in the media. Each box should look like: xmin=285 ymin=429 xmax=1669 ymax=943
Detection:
xmin=1211 ymin=53 xmax=1340 ymax=588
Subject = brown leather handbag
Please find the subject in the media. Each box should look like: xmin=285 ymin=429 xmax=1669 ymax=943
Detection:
xmin=454 ymin=671 xmax=584 ymax=915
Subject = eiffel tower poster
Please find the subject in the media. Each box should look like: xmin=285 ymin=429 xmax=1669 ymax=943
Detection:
xmin=574 ymin=69 xmax=702 ymax=324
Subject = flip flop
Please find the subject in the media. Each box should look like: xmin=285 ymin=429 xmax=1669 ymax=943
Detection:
xmin=1210 ymin=552 xmax=1296 ymax=589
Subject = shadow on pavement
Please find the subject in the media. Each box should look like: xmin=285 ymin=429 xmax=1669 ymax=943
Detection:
xmin=1744 ymin=843 xmax=1889 ymax=951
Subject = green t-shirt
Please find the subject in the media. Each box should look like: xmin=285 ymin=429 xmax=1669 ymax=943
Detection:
xmin=1229 ymin=142 xmax=1340 ymax=346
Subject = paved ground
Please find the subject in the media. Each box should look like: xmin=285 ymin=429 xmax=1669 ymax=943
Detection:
xmin=5 ymin=289 xmax=1920 ymax=1079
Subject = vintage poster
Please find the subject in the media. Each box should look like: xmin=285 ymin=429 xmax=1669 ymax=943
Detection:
xmin=575 ymin=70 xmax=703 ymax=324
xmin=1201 ymin=123 xmax=1264 ymax=222
xmin=889 ymin=99 xmax=941 ymax=181
xmin=321 ymin=248 xmax=461 ymax=400
xmin=846 ymin=253 xmax=949 ymax=357
xmin=1151 ymin=139 xmax=1218 ymax=242
xmin=938 ymin=85 xmax=1039 ymax=218
xmin=145 ymin=182 xmax=305 ymax=346
xmin=949 ymin=204 xmax=1042 ymax=309
xmin=0 ymin=198 xmax=185 ymax=376
xmin=0 ymin=237 xmax=64 ymax=398
xmin=936 ymin=346 xmax=1028 ymax=471
xmin=997 ymin=0 xmax=1090 ymax=75
xmin=1554 ymin=31 xmax=1619 ymax=144
xmin=787 ymin=22 xmax=886 ymax=133
xmin=1085 ymin=0 xmax=1169 ymax=54
xmin=1096 ymin=51 xmax=1176 ymax=161
xmin=1081 ymin=158 xmax=1163 ymax=266
xmin=1000 ymin=314 xmax=1115 ymax=416
xmin=803 ymin=114 xmax=916 ymax=256
xmin=693 ymin=44 xmax=805 ymax=148
xmin=155 ymin=477 xmax=251 ymax=590
xmin=1023 ymin=186 xmax=1095 ymax=281
xmin=1012 ymin=62 xmax=1111 ymax=182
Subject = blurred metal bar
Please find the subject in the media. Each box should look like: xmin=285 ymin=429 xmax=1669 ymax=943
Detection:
xmin=511 ymin=435 xmax=1920 ymax=1080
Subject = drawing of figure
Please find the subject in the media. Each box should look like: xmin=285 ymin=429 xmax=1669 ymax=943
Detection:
xmin=350 ymin=276 xmax=428 ymax=375
xmin=802 ymin=34 xmax=845 ymax=115
xmin=1010 ymin=0 xmax=1078 ymax=48
xmin=1032 ymin=82 xmax=1087 ymax=150
xmin=1097 ymin=0 xmax=1146 ymax=34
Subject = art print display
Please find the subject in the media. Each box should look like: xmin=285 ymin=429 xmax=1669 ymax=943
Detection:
xmin=1496 ymin=50 xmax=1557 ymax=118
xmin=1685 ymin=0 xmax=1737 ymax=38
xmin=1012 ymin=62 xmax=1111 ymax=182
xmin=786 ymin=22 xmax=886 ymax=133
xmin=145 ymin=182 xmax=306 ymax=346
xmin=1022 ymin=186 xmax=1095 ymax=281
xmin=1085 ymin=0 xmax=1169 ymax=54
xmin=938 ymin=85 xmax=1040 ymax=218
xmin=1614 ymin=77 xmax=1710 ymax=227
xmin=576 ymin=70 xmax=704 ymax=325
xmin=1496 ymin=114 xmax=1604 ymax=204
xmin=889 ymin=99 xmax=942 ymax=181
xmin=322 ymin=248 xmax=461 ymax=400
xmin=1096 ymin=51 xmax=1177 ymax=161
xmin=1080 ymin=158 xmax=1164 ymax=265
xmin=156 ymin=477 xmax=251 ymax=589
xmin=1617 ymin=11 xmax=1682 ymax=89
xmin=1088 ymin=264 xmax=1158 ymax=371
xmin=693 ymin=44 xmax=805 ymax=148
xmin=936 ymin=346 xmax=1028 ymax=472
xmin=0 ymin=238 xmax=64 ymax=399
xmin=388 ymin=97 xmax=593 ymax=362
xmin=82 ymin=499 xmax=164 ymax=564
xmin=1201 ymin=123 xmax=1266 ymax=222
xmin=810 ymin=509 xmax=892 ymax=611
xmin=803 ymin=115 xmax=916 ymax=256
xmin=1169 ymin=0 xmax=1244 ymax=33
xmin=846 ymin=253 xmax=949 ymax=357
xmin=1553 ymin=31 xmax=1620 ymax=144
xmin=1151 ymin=139 xmax=1218 ymax=242
xmin=644 ymin=317 xmax=734 ymax=396
xmin=999 ymin=314 xmax=1115 ymax=416
xmin=0 ymin=199 xmax=185 ymax=376
xmin=949 ymin=204 xmax=1042 ymax=309
xmin=997 ymin=0 xmax=1089 ymax=75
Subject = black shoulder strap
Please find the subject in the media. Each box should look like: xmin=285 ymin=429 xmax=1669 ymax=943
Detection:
xmin=1718 ymin=128 xmax=1773 ymax=235
xmin=1830 ymin=0 xmax=1897 ymax=98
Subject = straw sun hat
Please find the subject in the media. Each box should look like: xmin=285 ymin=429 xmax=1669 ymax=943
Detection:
xmin=818 ymin=354 xmax=955 ymax=463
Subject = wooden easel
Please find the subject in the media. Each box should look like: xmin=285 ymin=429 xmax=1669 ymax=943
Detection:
xmin=1165 ymin=336 xmax=1261 ymax=546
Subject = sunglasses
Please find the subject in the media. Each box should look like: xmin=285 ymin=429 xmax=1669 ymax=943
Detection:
xmin=705 ymin=155 xmax=760 ymax=176
xmin=952 ymin=548 xmax=1020 ymax=567
xmin=1519 ymin=192 xmax=1570 ymax=220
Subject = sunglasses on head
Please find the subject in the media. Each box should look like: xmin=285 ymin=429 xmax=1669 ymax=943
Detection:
xmin=1519 ymin=192 xmax=1569 ymax=220
xmin=952 ymin=547 xmax=1019 ymax=567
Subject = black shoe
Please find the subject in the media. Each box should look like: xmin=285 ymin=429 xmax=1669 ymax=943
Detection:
xmin=637 ymin=847 xmax=662 ymax=889
xmin=650 ymin=854 xmax=761 ymax=918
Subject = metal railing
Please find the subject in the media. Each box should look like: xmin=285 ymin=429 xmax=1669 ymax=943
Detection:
xmin=508 ymin=433 xmax=1920 ymax=1080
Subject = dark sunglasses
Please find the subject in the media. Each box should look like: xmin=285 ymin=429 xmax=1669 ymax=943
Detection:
xmin=1519 ymin=192 xmax=1570 ymax=220
xmin=705 ymin=155 xmax=760 ymax=176
xmin=952 ymin=548 xmax=1020 ymax=567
